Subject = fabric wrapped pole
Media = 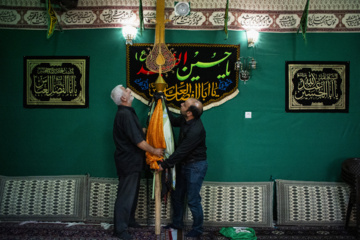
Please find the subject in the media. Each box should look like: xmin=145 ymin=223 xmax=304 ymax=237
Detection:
xmin=146 ymin=98 xmax=166 ymax=170
xmin=146 ymin=93 xmax=175 ymax=235
xmin=146 ymin=98 xmax=166 ymax=235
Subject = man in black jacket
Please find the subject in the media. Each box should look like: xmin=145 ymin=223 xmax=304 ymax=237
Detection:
xmin=159 ymin=97 xmax=208 ymax=238
xmin=111 ymin=85 xmax=164 ymax=240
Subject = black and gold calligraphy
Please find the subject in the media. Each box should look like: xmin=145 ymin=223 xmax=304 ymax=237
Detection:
xmin=30 ymin=64 xmax=82 ymax=101
xmin=293 ymin=69 xmax=342 ymax=106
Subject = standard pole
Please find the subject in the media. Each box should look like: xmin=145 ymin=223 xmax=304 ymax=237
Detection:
xmin=155 ymin=171 xmax=161 ymax=235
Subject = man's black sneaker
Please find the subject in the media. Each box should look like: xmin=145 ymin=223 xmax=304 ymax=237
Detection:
xmin=185 ymin=229 xmax=202 ymax=238
xmin=128 ymin=222 xmax=141 ymax=228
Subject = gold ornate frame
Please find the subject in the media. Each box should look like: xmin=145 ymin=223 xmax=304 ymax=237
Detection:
xmin=23 ymin=56 xmax=89 ymax=108
xmin=285 ymin=61 xmax=349 ymax=112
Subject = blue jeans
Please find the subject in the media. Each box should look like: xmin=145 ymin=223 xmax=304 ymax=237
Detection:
xmin=171 ymin=160 xmax=208 ymax=234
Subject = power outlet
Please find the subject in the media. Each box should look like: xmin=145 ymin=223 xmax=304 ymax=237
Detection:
xmin=245 ymin=112 xmax=252 ymax=118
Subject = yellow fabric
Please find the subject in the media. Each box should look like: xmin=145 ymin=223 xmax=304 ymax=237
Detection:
xmin=47 ymin=0 xmax=57 ymax=39
xmin=146 ymin=99 xmax=166 ymax=169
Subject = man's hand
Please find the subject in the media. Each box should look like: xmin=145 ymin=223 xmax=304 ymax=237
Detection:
xmin=153 ymin=148 xmax=164 ymax=158
xmin=158 ymin=164 xmax=164 ymax=171
xmin=137 ymin=141 xmax=164 ymax=157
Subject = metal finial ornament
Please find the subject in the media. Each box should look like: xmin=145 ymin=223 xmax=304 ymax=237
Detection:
xmin=155 ymin=70 xmax=167 ymax=92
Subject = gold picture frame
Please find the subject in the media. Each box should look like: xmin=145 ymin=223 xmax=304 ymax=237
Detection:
xmin=24 ymin=56 xmax=89 ymax=108
xmin=285 ymin=61 xmax=349 ymax=112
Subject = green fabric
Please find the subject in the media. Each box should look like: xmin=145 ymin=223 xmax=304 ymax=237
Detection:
xmin=297 ymin=0 xmax=310 ymax=42
xmin=224 ymin=0 xmax=229 ymax=39
xmin=220 ymin=227 xmax=257 ymax=240
xmin=161 ymin=99 xmax=175 ymax=160
xmin=139 ymin=0 xmax=144 ymax=35
xmin=161 ymin=99 xmax=176 ymax=189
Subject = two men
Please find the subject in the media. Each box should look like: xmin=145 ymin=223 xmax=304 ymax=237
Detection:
xmin=111 ymin=84 xmax=208 ymax=239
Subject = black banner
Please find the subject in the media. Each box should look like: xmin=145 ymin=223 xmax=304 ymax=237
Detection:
xmin=286 ymin=61 xmax=349 ymax=112
xmin=24 ymin=56 xmax=89 ymax=108
xmin=126 ymin=43 xmax=240 ymax=112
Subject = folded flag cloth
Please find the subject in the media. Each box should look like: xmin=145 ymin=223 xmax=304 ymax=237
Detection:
xmin=220 ymin=227 xmax=257 ymax=240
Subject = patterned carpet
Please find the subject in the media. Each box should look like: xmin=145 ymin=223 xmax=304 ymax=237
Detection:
xmin=0 ymin=222 xmax=357 ymax=240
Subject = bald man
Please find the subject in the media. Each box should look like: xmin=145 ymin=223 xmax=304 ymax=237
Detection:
xmin=159 ymin=98 xmax=208 ymax=238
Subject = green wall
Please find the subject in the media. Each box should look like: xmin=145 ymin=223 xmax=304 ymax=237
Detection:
xmin=0 ymin=28 xmax=359 ymax=182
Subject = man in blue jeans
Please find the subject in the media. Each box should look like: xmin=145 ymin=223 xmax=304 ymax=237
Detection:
xmin=159 ymin=98 xmax=208 ymax=238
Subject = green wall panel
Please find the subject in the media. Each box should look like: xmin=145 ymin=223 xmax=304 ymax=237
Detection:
xmin=0 ymin=28 xmax=359 ymax=182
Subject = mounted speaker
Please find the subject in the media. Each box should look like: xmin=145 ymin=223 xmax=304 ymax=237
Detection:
xmin=174 ymin=1 xmax=190 ymax=16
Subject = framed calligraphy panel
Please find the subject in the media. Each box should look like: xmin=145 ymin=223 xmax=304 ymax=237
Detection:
xmin=24 ymin=56 xmax=89 ymax=108
xmin=126 ymin=43 xmax=240 ymax=113
xmin=285 ymin=61 xmax=349 ymax=113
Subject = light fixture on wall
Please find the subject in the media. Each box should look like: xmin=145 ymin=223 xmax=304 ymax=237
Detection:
xmin=234 ymin=29 xmax=259 ymax=83
xmin=122 ymin=25 xmax=137 ymax=45
xmin=174 ymin=1 xmax=190 ymax=16
xmin=234 ymin=57 xmax=257 ymax=83
xmin=246 ymin=29 xmax=259 ymax=47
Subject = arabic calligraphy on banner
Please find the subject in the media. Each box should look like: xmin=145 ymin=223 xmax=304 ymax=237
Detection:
xmin=126 ymin=44 xmax=240 ymax=113
xmin=286 ymin=61 xmax=349 ymax=112
xmin=2 ymin=2 xmax=360 ymax=32
xmin=24 ymin=56 xmax=89 ymax=108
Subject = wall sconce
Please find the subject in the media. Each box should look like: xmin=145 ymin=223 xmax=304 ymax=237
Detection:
xmin=234 ymin=57 xmax=257 ymax=83
xmin=122 ymin=25 xmax=137 ymax=45
xmin=246 ymin=29 xmax=259 ymax=47
xmin=234 ymin=30 xmax=259 ymax=83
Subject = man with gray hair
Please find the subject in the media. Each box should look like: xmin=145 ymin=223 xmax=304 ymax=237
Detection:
xmin=111 ymin=85 xmax=164 ymax=240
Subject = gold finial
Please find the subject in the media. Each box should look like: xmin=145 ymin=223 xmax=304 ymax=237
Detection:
xmin=155 ymin=74 xmax=167 ymax=92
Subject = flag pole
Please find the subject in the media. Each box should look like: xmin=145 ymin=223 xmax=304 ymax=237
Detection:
xmin=155 ymin=171 xmax=161 ymax=235
xmin=154 ymin=68 xmax=167 ymax=235
xmin=145 ymin=0 xmax=174 ymax=232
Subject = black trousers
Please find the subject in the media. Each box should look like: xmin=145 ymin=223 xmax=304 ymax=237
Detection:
xmin=113 ymin=172 xmax=141 ymax=234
